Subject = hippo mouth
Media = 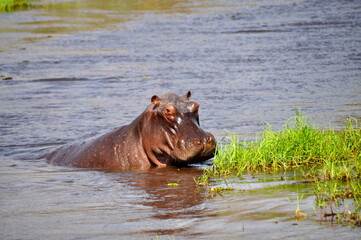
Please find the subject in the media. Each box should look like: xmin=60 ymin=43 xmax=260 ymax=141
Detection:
xmin=152 ymin=151 xmax=181 ymax=166
xmin=153 ymin=146 xmax=215 ymax=167
xmin=171 ymin=134 xmax=216 ymax=165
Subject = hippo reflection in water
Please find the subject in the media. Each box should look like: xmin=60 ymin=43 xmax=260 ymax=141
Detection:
xmin=46 ymin=91 xmax=216 ymax=171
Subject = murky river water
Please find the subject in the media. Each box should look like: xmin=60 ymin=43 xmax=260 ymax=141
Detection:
xmin=1 ymin=0 xmax=361 ymax=239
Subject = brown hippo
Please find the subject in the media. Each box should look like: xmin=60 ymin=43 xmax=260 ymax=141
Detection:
xmin=46 ymin=91 xmax=216 ymax=171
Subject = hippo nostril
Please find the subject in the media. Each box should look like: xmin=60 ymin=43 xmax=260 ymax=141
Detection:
xmin=194 ymin=138 xmax=202 ymax=146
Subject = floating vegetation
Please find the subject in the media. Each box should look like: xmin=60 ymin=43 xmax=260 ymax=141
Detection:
xmin=208 ymin=186 xmax=234 ymax=197
xmin=167 ymin=182 xmax=180 ymax=187
xmin=200 ymin=110 xmax=361 ymax=226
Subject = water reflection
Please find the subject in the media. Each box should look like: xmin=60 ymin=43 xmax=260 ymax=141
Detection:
xmin=129 ymin=167 xmax=205 ymax=215
xmin=107 ymin=166 xmax=207 ymax=236
xmin=32 ymin=0 xmax=187 ymax=33
xmin=0 ymin=0 xmax=191 ymax=51
xmin=3 ymin=0 xmax=190 ymax=34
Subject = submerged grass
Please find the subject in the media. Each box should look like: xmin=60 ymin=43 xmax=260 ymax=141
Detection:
xmin=200 ymin=110 xmax=361 ymax=225
xmin=0 ymin=0 xmax=31 ymax=12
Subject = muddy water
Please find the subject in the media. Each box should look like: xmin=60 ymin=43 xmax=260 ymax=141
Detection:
xmin=1 ymin=0 xmax=361 ymax=239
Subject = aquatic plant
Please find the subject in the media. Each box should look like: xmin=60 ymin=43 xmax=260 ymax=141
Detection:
xmin=294 ymin=193 xmax=307 ymax=221
xmin=199 ymin=111 xmax=361 ymax=225
xmin=210 ymin=111 xmax=360 ymax=177
xmin=0 ymin=0 xmax=31 ymax=12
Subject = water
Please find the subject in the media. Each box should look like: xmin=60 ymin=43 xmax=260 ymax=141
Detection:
xmin=1 ymin=0 xmax=361 ymax=239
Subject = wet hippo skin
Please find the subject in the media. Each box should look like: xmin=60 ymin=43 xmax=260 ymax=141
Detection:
xmin=46 ymin=91 xmax=216 ymax=171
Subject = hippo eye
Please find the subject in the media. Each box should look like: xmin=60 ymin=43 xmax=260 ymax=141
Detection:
xmin=163 ymin=104 xmax=177 ymax=121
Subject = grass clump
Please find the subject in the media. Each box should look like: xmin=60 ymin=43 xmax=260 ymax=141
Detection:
xmin=200 ymin=110 xmax=361 ymax=225
xmin=0 ymin=0 xmax=31 ymax=12
xmin=207 ymin=110 xmax=360 ymax=178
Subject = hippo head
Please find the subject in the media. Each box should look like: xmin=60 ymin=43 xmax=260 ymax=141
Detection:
xmin=142 ymin=91 xmax=216 ymax=166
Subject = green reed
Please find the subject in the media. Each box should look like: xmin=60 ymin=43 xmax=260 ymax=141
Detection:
xmin=199 ymin=111 xmax=361 ymax=225
xmin=207 ymin=111 xmax=360 ymax=178
xmin=0 ymin=0 xmax=31 ymax=12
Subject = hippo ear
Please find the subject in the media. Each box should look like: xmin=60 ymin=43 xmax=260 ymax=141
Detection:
xmin=151 ymin=95 xmax=161 ymax=107
xmin=185 ymin=91 xmax=191 ymax=100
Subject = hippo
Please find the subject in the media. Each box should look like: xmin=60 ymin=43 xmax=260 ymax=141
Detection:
xmin=46 ymin=91 xmax=216 ymax=171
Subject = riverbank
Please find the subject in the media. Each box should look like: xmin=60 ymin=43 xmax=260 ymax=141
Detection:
xmin=0 ymin=0 xmax=31 ymax=12
xmin=200 ymin=111 xmax=361 ymax=226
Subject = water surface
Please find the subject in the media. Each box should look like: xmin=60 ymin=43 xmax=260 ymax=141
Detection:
xmin=1 ymin=0 xmax=361 ymax=239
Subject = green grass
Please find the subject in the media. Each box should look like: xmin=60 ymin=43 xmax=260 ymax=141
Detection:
xmin=199 ymin=110 xmax=361 ymax=225
xmin=0 ymin=0 xmax=31 ymax=12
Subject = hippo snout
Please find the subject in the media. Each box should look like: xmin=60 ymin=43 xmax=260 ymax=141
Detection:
xmin=192 ymin=132 xmax=216 ymax=159
xmin=194 ymin=133 xmax=215 ymax=146
xmin=204 ymin=132 xmax=216 ymax=153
